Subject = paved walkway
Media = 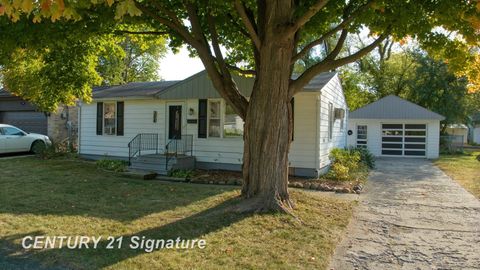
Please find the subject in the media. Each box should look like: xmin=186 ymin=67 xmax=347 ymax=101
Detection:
xmin=329 ymin=158 xmax=480 ymax=270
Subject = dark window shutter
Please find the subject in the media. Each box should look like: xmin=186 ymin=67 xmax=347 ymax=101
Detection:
xmin=96 ymin=102 xmax=103 ymax=135
xmin=291 ymin=98 xmax=295 ymax=141
xmin=117 ymin=102 xmax=124 ymax=136
xmin=198 ymin=99 xmax=207 ymax=138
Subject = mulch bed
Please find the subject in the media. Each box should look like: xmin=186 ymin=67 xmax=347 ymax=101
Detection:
xmin=189 ymin=170 xmax=363 ymax=194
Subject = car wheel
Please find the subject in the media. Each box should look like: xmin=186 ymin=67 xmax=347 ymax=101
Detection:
xmin=31 ymin=140 xmax=46 ymax=154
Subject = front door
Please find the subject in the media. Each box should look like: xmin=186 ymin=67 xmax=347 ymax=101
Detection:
xmin=168 ymin=105 xmax=182 ymax=140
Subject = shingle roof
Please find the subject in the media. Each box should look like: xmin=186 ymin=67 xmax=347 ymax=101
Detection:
xmin=94 ymin=70 xmax=338 ymax=100
xmin=292 ymin=72 xmax=337 ymax=91
xmin=471 ymin=113 xmax=480 ymax=122
xmin=350 ymin=95 xmax=445 ymax=120
xmin=92 ymin=81 xmax=180 ymax=99
xmin=0 ymin=88 xmax=13 ymax=97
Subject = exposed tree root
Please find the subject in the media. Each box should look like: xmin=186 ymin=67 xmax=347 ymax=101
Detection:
xmin=230 ymin=195 xmax=304 ymax=224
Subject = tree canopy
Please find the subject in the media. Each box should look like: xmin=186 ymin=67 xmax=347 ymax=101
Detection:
xmin=341 ymin=47 xmax=478 ymax=129
xmin=0 ymin=10 xmax=166 ymax=111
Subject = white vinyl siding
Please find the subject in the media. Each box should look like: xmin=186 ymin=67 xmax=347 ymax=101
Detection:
xmin=318 ymin=75 xmax=348 ymax=169
xmin=80 ymin=93 xmax=324 ymax=170
xmin=80 ymin=100 xmax=165 ymax=157
xmin=473 ymin=127 xmax=480 ymax=144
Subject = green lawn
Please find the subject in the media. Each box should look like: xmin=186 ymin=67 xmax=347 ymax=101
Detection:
xmin=0 ymin=157 xmax=354 ymax=270
xmin=435 ymin=150 xmax=480 ymax=198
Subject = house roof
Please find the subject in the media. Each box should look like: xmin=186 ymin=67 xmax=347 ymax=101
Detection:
xmin=349 ymin=95 xmax=445 ymax=120
xmin=93 ymin=70 xmax=338 ymax=100
xmin=447 ymin=124 xmax=468 ymax=129
xmin=92 ymin=81 xmax=180 ymax=99
xmin=292 ymin=72 xmax=337 ymax=91
xmin=471 ymin=113 xmax=480 ymax=122
xmin=0 ymin=88 xmax=13 ymax=98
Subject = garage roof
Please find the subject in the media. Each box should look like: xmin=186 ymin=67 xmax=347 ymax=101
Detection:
xmin=350 ymin=95 xmax=445 ymax=120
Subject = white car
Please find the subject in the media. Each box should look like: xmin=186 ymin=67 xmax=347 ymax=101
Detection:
xmin=0 ymin=124 xmax=52 ymax=154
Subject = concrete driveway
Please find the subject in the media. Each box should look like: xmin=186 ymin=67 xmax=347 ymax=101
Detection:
xmin=330 ymin=158 xmax=480 ymax=270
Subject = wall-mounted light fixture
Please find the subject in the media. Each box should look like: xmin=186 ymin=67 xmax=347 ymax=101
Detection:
xmin=189 ymin=108 xmax=195 ymax=116
xmin=153 ymin=111 xmax=158 ymax=123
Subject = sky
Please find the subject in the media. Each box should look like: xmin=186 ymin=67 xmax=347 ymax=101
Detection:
xmin=158 ymin=47 xmax=205 ymax=81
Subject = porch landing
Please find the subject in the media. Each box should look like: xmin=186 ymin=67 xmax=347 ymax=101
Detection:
xmin=129 ymin=154 xmax=195 ymax=175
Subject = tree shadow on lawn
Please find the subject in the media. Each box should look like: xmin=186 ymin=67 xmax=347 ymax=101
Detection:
xmin=0 ymin=197 xmax=255 ymax=269
xmin=0 ymin=158 xmax=236 ymax=222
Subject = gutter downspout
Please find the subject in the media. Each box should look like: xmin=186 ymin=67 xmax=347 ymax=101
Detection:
xmin=77 ymin=100 xmax=82 ymax=155
xmin=315 ymin=94 xmax=321 ymax=177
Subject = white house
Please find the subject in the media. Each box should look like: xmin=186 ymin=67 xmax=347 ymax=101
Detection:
xmin=78 ymin=71 xmax=348 ymax=177
xmin=445 ymin=124 xmax=468 ymax=144
xmin=347 ymin=95 xmax=445 ymax=159
xmin=469 ymin=113 xmax=480 ymax=144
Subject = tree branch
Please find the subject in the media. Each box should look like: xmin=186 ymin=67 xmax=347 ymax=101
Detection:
xmin=207 ymin=13 xmax=229 ymax=76
xmin=325 ymin=29 xmax=348 ymax=61
xmin=135 ymin=1 xmax=248 ymax=117
xmin=134 ymin=2 xmax=200 ymax=48
xmin=291 ymin=0 xmax=374 ymax=63
xmin=234 ymin=0 xmax=261 ymax=51
xmin=290 ymin=32 xmax=389 ymax=96
xmin=288 ymin=0 xmax=329 ymax=35
xmin=114 ymin=30 xmax=169 ymax=36
xmin=227 ymin=64 xmax=256 ymax=75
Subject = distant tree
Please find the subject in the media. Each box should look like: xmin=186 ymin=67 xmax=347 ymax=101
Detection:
xmin=339 ymin=68 xmax=376 ymax=111
xmin=97 ymin=33 xmax=166 ymax=85
xmin=341 ymin=47 xmax=472 ymax=129
xmin=405 ymin=52 xmax=470 ymax=131
xmin=0 ymin=15 xmax=166 ymax=110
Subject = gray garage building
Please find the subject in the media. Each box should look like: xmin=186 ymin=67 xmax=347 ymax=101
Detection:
xmin=0 ymin=88 xmax=48 ymax=135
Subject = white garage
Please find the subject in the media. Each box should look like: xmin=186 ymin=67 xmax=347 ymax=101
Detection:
xmin=347 ymin=95 xmax=445 ymax=159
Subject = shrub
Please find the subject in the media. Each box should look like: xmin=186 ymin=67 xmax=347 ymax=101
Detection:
xmin=330 ymin=163 xmax=351 ymax=181
xmin=168 ymin=169 xmax=194 ymax=179
xmin=327 ymin=148 xmax=361 ymax=181
xmin=36 ymin=142 xmax=77 ymax=160
xmin=348 ymin=147 xmax=375 ymax=169
xmin=96 ymin=159 xmax=127 ymax=172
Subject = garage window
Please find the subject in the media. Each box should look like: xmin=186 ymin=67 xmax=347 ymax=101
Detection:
xmin=381 ymin=123 xmax=426 ymax=156
xmin=356 ymin=125 xmax=367 ymax=148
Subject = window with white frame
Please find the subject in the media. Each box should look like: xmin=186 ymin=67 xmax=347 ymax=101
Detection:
xmin=208 ymin=100 xmax=221 ymax=137
xmin=356 ymin=125 xmax=367 ymax=148
xmin=224 ymin=103 xmax=244 ymax=137
xmin=103 ymin=102 xmax=116 ymax=135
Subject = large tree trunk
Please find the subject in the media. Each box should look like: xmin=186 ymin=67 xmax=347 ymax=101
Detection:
xmin=240 ymin=2 xmax=295 ymax=213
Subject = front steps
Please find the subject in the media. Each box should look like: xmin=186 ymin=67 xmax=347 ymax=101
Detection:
xmin=129 ymin=154 xmax=195 ymax=175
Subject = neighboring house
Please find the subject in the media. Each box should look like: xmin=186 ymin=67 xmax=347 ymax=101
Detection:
xmin=445 ymin=124 xmax=468 ymax=144
xmin=469 ymin=113 xmax=480 ymax=144
xmin=78 ymin=71 xmax=348 ymax=177
xmin=347 ymin=95 xmax=444 ymax=159
xmin=0 ymin=88 xmax=78 ymax=143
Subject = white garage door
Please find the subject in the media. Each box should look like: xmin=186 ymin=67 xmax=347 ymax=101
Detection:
xmin=381 ymin=124 xmax=426 ymax=157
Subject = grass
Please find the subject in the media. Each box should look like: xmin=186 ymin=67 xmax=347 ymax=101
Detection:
xmin=434 ymin=150 xmax=480 ymax=198
xmin=0 ymin=157 xmax=354 ymax=270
